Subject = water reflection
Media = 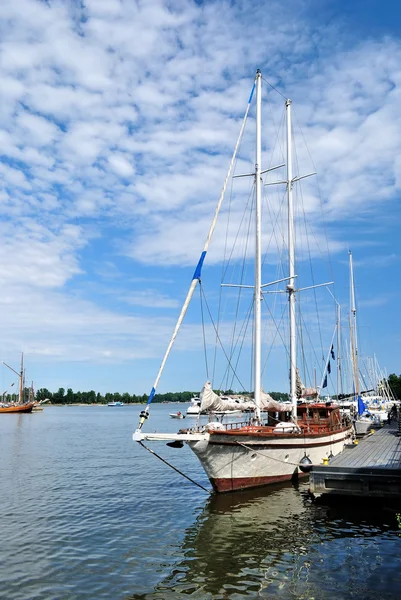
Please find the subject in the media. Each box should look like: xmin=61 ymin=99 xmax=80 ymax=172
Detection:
xmin=131 ymin=482 xmax=401 ymax=600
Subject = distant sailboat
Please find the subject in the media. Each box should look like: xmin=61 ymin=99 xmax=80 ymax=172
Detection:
xmin=347 ymin=252 xmax=397 ymax=429
xmin=134 ymin=70 xmax=352 ymax=493
xmin=1 ymin=354 xmax=34 ymax=413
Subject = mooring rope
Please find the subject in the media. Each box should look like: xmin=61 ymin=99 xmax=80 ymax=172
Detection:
xmin=138 ymin=441 xmax=211 ymax=494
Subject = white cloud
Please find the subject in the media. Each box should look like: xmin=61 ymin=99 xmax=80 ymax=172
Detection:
xmin=0 ymin=220 xmax=85 ymax=289
xmin=122 ymin=291 xmax=179 ymax=309
xmin=108 ymin=153 xmax=134 ymax=177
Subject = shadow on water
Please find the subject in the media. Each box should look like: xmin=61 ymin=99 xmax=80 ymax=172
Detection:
xmin=128 ymin=481 xmax=401 ymax=600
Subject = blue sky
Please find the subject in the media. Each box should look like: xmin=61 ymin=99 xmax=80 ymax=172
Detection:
xmin=0 ymin=0 xmax=400 ymax=396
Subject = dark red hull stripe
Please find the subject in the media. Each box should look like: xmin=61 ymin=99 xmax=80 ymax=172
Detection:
xmin=211 ymin=473 xmax=305 ymax=493
xmin=209 ymin=434 xmax=349 ymax=449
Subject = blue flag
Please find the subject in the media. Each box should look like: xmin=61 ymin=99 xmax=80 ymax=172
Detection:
xmin=331 ymin=345 xmax=335 ymax=360
xmin=357 ymin=395 xmax=366 ymax=415
xmin=322 ymin=375 xmax=327 ymax=388
xmin=327 ymin=361 xmax=331 ymax=374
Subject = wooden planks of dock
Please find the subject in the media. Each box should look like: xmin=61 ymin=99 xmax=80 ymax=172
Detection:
xmin=309 ymin=421 xmax=401 ymax=498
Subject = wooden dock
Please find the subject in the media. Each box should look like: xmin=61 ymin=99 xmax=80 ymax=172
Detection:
xmin=309 ymin=420 xmax=401 ymax=498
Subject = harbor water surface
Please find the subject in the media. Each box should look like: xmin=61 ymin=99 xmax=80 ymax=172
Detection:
xmin=1 ymin=404 xmax=401 ymax=599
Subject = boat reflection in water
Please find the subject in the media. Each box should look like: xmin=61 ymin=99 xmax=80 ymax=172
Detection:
xmin=131 ymin=482 xmax=401 ymax=600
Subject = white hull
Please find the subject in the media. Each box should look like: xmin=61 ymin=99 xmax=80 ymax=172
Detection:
xmin=354 ymin=418 xmax=372 ymax=436
xmin=371 ymin=411 xmax=389 ymax=424
xmin=188 ymin=428 xmax=351 ymax=493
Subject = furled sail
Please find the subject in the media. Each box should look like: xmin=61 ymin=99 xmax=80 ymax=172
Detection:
xmin=296 ymin=369 xmax=318 ymax=399
xmin=200 ymin=381 xmax=254 ymax=413
xmin=259 ymin=390 xmax=290 ymax=412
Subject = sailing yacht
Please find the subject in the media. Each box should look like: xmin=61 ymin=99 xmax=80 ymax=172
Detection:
xmin=346 ymin=252 xmax=397 ymax=432
xmin=1 ymin=354 xmax=35 ymax=414
xmin=133 ymin=70 xmax=352 ymax=493
xmin=346 ymin=251 xmax=373 ymax=435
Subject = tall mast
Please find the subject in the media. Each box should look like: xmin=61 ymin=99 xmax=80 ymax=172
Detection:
xmin=336 ymin=302 xmax=342 ymax=398
xmin=349 ymin=251 xmax=359 ymax=395
xmin=286 ymin=99 xmax=297 ymax=418
xmin=19 ymin=352 xmax=24 ymax=404
xmin=253 ymin=69 xmax=262 ymax=421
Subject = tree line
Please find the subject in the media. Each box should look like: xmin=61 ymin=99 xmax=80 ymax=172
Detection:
xmin=3 ymin=375 xmax=400 ymax=405
xmin=388 ymin=374 xmax=401 ymax=400
xmin=32 ymin=387 xmax=290 ymax=405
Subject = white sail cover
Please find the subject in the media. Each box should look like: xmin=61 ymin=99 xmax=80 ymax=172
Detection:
xmin=260 ymin=390 xmax=290 ymax=412
xmin=199 ymin=381 xmax=254 ymax=412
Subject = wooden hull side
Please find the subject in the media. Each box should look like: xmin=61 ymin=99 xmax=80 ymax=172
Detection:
xmin=212 ymin=473 xmax=295 ymax=493
xmin=0 ymin=403 xmax=34 ymax=413
xmin=188 ymin=427 xmax=352 ymax=493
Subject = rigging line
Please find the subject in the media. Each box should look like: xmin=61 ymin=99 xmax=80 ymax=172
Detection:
xmin=221 ymin=163 xmax=237 ymax=391
xmin=137 ymin=441 xmax=211 ymax=494
xmin=264 ymin=101 xmax=286 ymax=174
xmin=298 ymin=308 xmax=328 ymax=389
xmin=297 ymin=293 xmax=307 ymax=384
xmin=225 ymin=189 xmax=254 ymax=390
xmin=295 ymin=117 xmax=335 ymax=296
xmin=261 ymin=76 xmax=287 ymax=100
xmin=236 ymin=440 xmax=302 ymax=467
xmin=262 ymin=176 xmax=288 ymax=347
xmin=216 ymin=141 xmax=244 ymax=387
xmin=261 ymin=297 xmax=291 ymax=365
xmin=213 ymin=183 xmax=254 ymax=386
xmin=200 ymin=284 xmax=247 ymax=393
xmin=263 ymin=150 xmax=288 ymax=266
xmin=225 ymin=298 xmax=254 ymax=393
xmin=292 ymin=122 xmax=325 ymax=364
xmin=261 ymin=177 xmax=287 ymax=271
xmin=199 ymin=282 xmax=209 ymax=382
xmin=297 ymin=296 xmax=313 ymax=389
xmin=217 ymin=292 xmax=253 ymax=393
xmin=221 ymin=182 xmax=255 ymax=283
xmin=260 ymin=298 xmax=288 ymax=377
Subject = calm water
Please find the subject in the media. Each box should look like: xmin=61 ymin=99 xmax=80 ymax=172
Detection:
xmin=1 ymin=404 xmax=400 ymax=600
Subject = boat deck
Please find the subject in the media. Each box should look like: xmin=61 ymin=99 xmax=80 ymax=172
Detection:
xmin=309 ymin=420 xmax=401 ymax=498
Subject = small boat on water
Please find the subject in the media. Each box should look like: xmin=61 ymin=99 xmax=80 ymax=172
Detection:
xmin=108 ymin=401 xmax=125 ymax=406
xmin=32 ymin=398 xmax=51 ymax=412
xmin=0 ymin=402 xmax=34 ymax=413
xmin=170 ymin=411 xmax=185 ymax=419
xmin=186 ymin=397 xmax=201 ymax=416
xmin=186 ymin=394 xmax=251 ymax=417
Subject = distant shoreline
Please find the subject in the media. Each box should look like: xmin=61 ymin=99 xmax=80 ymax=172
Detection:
xmin=47 ymin=402 xmax=186 ymax=407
